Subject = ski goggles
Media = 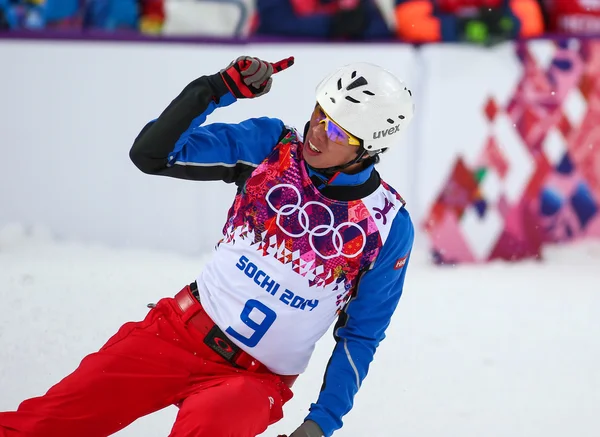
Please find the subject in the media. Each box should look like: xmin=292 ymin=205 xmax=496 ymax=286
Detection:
xmin=311 ymin=105 xmax=361 ymax=147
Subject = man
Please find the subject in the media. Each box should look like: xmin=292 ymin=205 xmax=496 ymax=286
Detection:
xmin=0 ymin=56 xmax=415 ymax=437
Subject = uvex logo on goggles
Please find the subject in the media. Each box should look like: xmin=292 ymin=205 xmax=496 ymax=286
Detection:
xmin=373 ymin=124 xmax=401 ymax=139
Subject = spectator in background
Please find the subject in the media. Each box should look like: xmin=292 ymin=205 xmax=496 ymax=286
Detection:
xmin=394 ymin=0 xmax=544 ymax=45
xmin=254 ymin=0 xmax=393 ymax=40
xmin=0 ymin=0 xmax=164 ymax=34
xmin=538 ymin=0 xmax=600 ymax=35
xmin=0 ymin=0 xmax=70 ymax=30
xmin=138 ymin=0 xmax=164 ymax=34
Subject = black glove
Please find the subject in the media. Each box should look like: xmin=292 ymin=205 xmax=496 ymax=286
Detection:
xmin=278 ymin=420 xmax=324 ymax=437
xmin=219 ymin=55 xmax=295 ymax=99
xmin=329 ymin=0 xmax=369 ymax=40
xmin=456 ymin=7 xmax=516 ymax=46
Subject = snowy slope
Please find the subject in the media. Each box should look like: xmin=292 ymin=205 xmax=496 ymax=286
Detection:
xmin=1 ymin=223 xmax=599 ymax=437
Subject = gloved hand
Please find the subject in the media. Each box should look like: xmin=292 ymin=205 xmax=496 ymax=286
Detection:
xmin=220 ymin=55 xmax=295 ymax=99
xmin=457 ymin=7 xmax=516 ymax=46
xmin=277 ymin=420 xmax=324 ymax=437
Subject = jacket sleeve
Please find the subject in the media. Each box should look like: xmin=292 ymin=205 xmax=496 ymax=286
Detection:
xmin=305 ymin=207 xmax=415 ymax=436
xmin=129 ymin=73 xmax=286 ymax=185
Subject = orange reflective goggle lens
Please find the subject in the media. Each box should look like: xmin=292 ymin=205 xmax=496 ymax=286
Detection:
xmin=312 ymin=106 xmax=361 ymax=147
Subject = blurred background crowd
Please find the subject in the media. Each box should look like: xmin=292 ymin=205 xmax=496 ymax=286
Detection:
xmin=0 ymin=0 xmax=598 ymax=46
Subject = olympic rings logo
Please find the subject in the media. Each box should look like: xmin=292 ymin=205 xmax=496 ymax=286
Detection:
xmin=265 ymin=184 xmax=366 ymax=260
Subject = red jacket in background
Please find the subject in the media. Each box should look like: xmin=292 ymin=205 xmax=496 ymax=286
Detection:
xmin=544 ymin=0 xmax=600 ymax=35
xmin=435 ymin=0 xmax=503 ymax=13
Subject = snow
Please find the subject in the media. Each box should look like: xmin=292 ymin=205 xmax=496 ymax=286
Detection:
xmin=1 ymin=223 xmax=599 ymax=437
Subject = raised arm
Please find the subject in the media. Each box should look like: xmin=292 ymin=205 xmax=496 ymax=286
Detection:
xmin=129 ymin=56 xmax=294 ymax=184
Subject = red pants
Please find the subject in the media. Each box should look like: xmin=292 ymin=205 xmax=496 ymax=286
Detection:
xmin=0 ymin=288 xmax=294 ymax=437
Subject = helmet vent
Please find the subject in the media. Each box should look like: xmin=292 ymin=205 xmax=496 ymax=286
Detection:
xmin=387 ymin=118 xmax=395 ymax=124
xmin=345 ymin=96 xmax=360 ymax=104
xmin=363 ymin=90 xmax=375 ymax=96
xmin=330 ymin=97 xmax=336 ymax=104
xmin=405 ymin=87 xmax=412 ymax=96
xmin=399 ymin=115 xmax=405 ymax=120
xmin=346 ymin=76 xmax=368 ymax=91
xmin=351 ymin=71 xmax=357 ymax=78
xmin=337 ymin=78 xmax=343 ymax=90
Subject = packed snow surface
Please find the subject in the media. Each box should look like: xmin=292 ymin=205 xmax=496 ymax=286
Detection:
xmin=1 ymin=223 xmax=599 ymax=437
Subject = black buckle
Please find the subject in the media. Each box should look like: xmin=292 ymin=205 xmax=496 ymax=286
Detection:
xmin=203 ymin=325 xmax=241 ymax=363
xmin=190 ymin=282 xmax=200 ymax=300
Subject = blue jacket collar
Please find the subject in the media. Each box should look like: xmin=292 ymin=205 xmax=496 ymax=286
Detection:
xmin=305 ymin=162 xmax=375 ymax=188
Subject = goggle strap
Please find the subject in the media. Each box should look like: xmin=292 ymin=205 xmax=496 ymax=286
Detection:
xmin=327 ymin=171 xmax=341 ymax=185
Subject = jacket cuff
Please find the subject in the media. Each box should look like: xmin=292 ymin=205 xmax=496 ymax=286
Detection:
xmin=206 ymin=72 xmax=235 ymax=102
xmin=305 ymin=408 xmax=339 ymax=437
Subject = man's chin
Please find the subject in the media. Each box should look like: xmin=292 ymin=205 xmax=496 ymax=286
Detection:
xmin=303 ymin=155 xmax=322 ymax=169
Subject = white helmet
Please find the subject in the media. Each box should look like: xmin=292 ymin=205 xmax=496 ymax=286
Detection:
xmin=315 ymin=62 xmax=414 ymax=154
